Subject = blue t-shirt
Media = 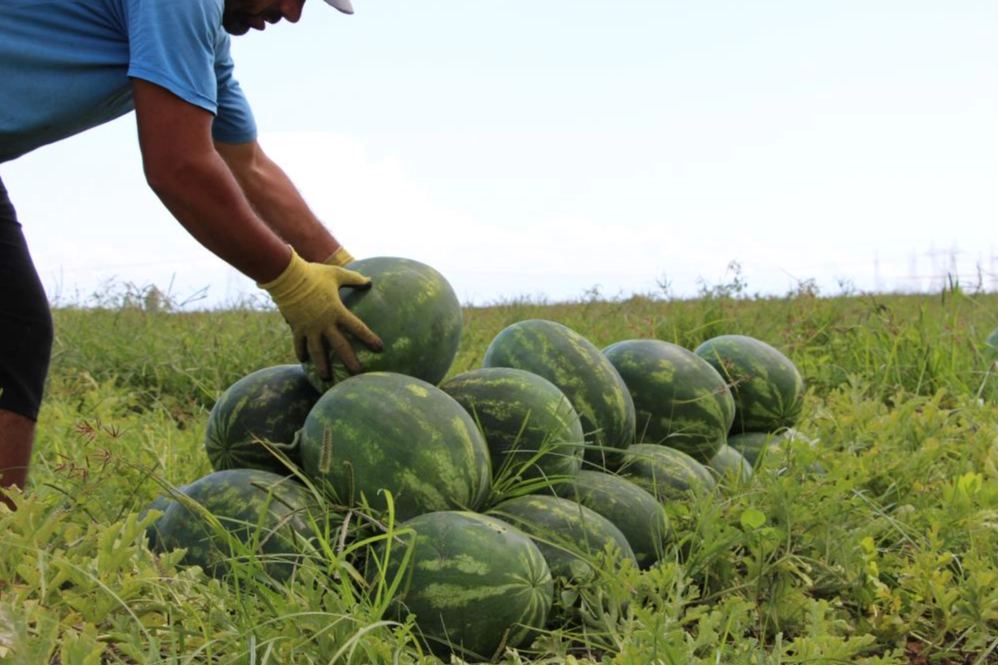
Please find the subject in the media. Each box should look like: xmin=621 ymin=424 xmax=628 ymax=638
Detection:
xmin=0 ymin=0 xmax=257 ymax=164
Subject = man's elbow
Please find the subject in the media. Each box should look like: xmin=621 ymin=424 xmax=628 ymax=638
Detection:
xmin=142 ymin=153 xmax=212 ymax=201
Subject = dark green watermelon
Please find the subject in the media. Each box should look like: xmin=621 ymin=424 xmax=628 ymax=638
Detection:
xmin=139 ymin=494 xmax=175 ymax=552
xmin=299 ymin=372 xmax=492 ymax=521
xmin=617 ymin=444 xmax=716 ymax=501
xmin=482 ymin=319 xmax=635 ymax=471
xmin=375 ymin=511 xmax=553 ymax=661
xmin=727 ymin=431 xmax=782 ymax=468
xmin=728 ymin=428 xmax=819 ymax=470
xmin=486 ymin=494 xmax=635 ymax=581
xmin=204 ymin=364 xmax=319 ymax=474
xmin=440 ymin=367 xmax=584 ymax=492
xmin=602 ymin=339 xmax=734 ymax=462
xmin=707 ymin=444 xmax=753 ymax=483
xmin=154 ymin=469 xmax=334 ymax=581
xmin=694 ymin=335 xmax=805 ymax=435
xmin=303 ymin=257 xmax=463 ymax=391
xmin=553 ymin=470 xmax=668 ymax=569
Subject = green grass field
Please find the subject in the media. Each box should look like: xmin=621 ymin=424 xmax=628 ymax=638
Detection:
xmin=1 ymin=283 xmax=996 ymax=664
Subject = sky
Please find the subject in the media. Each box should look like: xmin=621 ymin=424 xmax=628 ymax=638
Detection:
xmin=3 ymin=0 xmax=997 ymax=309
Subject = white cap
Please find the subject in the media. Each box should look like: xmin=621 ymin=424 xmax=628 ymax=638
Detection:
xmin=323 ymin=0 xmax=354 ymax=14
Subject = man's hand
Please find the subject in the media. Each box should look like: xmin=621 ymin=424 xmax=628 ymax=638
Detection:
xmin=324 ymin=246 xmax=355 ymax=267
xmin=260 ymin=248 xmax=383 ymax=379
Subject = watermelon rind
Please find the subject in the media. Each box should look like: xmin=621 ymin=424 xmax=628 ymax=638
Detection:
xmin=707 ymin=443 xmax=753 ymax=483
xmin=617 ymin=444 xmax=717 ymax=501
xmin=440 ymin=367 xmax=584 ymax=494
xmin=154 ymin=469 xmax=334 ymax=582
xmin=553 ymin=470 xmax=669 ymax=570
xmin=486 ymin=494 xmax=636 ymax=582
xmin=602 ymin=338 xmax=734 ymax=462
xmin=694 ymin=335 xmax=805 ymax=435
xmin=986 ymin=328 xmax=998 ymax=355
xmin=299 ymin=372 xmax=492 ymax=522
xmin=482 ymin=319 xmax=636 ymax=471
xmin=204 ymin=364 xmax=319 ymax=475
xmin=374 ymin=510 xmax=553 ymax=661
xmin=302 ymin=257 xmax=463 ymax=391
xmin=139 ymin=494 xmax=175 ymax=552
xmin=728 ymin=428 xmax=820 ymax=471
xmin=727 ymin=431 xmax=784 ymax=468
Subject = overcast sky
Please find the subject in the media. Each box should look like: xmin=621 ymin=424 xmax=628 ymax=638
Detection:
xmin=3 ymin=0 xmax=996 ymax=308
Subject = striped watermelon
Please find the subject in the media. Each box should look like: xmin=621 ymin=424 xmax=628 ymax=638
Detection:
xmin=482 ymin=319 xmax=636 ymax=471
xmin=302 ymin=257 xmax=463 ymax=391
xmin=153 ymin=469 xmax=333 ymax=581
xmin=375 ymin=511 xmax=553 ymax=661
xmin=139 ymin=494 xmax=175 ymax=552
xmin=602 ymin=339 xmax=734 ymax=462
xmin=694 ymin=335 xmax=805 ymax=435
xmin=204 ymin=364 xmax=320 ymax=474
xmin=727 ymin=431 xmax=783 ymax=468
xmin=299 ymin=372 xmax=491 ymax=521
xmin=707 ymin=443 xmax=753 ymax=483
xmin=486 ymin=494 xmax=635 ymax=581
xmin=728 ymin=428 xmax=819 ymax=470
xmin=439 ymin=367 xmax=584 ymax=492
xmin=553 ymin=470 xmax=668 ymax=569
xmin=618 ymin=444 xmax=716 ymax=501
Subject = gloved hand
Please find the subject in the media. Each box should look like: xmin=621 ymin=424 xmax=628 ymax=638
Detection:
xmin=259 ymin=247 xmax=383 ymax=379
xmin=324 ymin=245 xmax=355 ymax=267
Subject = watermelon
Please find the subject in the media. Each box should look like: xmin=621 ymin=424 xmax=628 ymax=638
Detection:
xmin=374 ymin=511 xmax=553 ymax=661
xmin=482 ymin=319 xmax=635 ymax=471
xmin=139 ymin=494 xmax=175 ymax=552
xmin=553 ymin=470 xmax=668 ymax=569
xmin=617 ymin=444 xmax=716 ymax=501
xmin=204 ymin=364 xmax=320 ymax=474
xmin=707 ymin=444 xmax=753 ymax=483
xmin=694 ymin=335 xmax=805 ymax=435
xmin=727 ymin=431 xmax=783 ymax=468
xmin=486 ymin=495 xmax=635 ymax=581
xmin=154 ymin=469 xmax=333 ymax=581
xmin=439 ymin=367 xmax=584 ymax=492
xmin=303 ymin=257 xmax=463 ymax=391
xmin=299 ymin=372 xmax=491 ymax=521
xmin=602 ymin=339 xmax=734 ymax=462
xmin=728 ymin=428 xmax=819 ymax=470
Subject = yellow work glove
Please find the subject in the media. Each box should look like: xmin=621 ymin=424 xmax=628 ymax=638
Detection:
xmin=324 ymin=246 xmax=355 ymax=267
xmin=259 ymin=248 xmax=383 ymax=380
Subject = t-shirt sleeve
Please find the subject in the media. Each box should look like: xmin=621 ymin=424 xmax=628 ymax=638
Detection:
xmin=125 ymin=0 xmax=257 ymax=143
xmin=126 ymin=0 xmax=220 ymax=111
xmin=211 ymin=31 xmax=258 ymax=144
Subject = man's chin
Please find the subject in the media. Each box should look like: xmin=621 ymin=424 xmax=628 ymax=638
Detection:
xmin=222 ymin=14 xmax=251 ymax=35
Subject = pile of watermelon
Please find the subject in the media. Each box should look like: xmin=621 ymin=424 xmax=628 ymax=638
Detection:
xmin=143 ymin=257 xmax=811 ymax=662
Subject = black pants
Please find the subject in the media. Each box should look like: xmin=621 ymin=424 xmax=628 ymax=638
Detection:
xmin=0 ymin=174 xmax=53 ymax=420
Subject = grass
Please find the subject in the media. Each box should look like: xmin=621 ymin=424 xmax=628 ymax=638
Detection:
xmin=0 ymin=279 xmax=995 ymax=664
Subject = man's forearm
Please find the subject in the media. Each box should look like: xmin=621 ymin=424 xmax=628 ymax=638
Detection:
xmin=145 ymin=149 xmax=292 ymax=283
xmin=132 ymin=78 xmax=293 ymax=284
xmin=216 ymin=140 xmax=346 ymax=263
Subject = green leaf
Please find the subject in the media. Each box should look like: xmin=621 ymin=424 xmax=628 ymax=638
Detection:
xmin=740 ymin=508 xmax=767 ymax=530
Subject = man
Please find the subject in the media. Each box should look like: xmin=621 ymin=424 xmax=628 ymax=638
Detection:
xmin=0 ymin=0 xmax=383 ymax=508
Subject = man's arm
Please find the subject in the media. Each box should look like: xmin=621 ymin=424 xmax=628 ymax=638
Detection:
xmin=132 ymin=78 xmax=291 ymax=283
xmin=214 ymin=140 xmax=350 ymax=265
xmin=132 ymin=77 xmax=381 ymax=377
